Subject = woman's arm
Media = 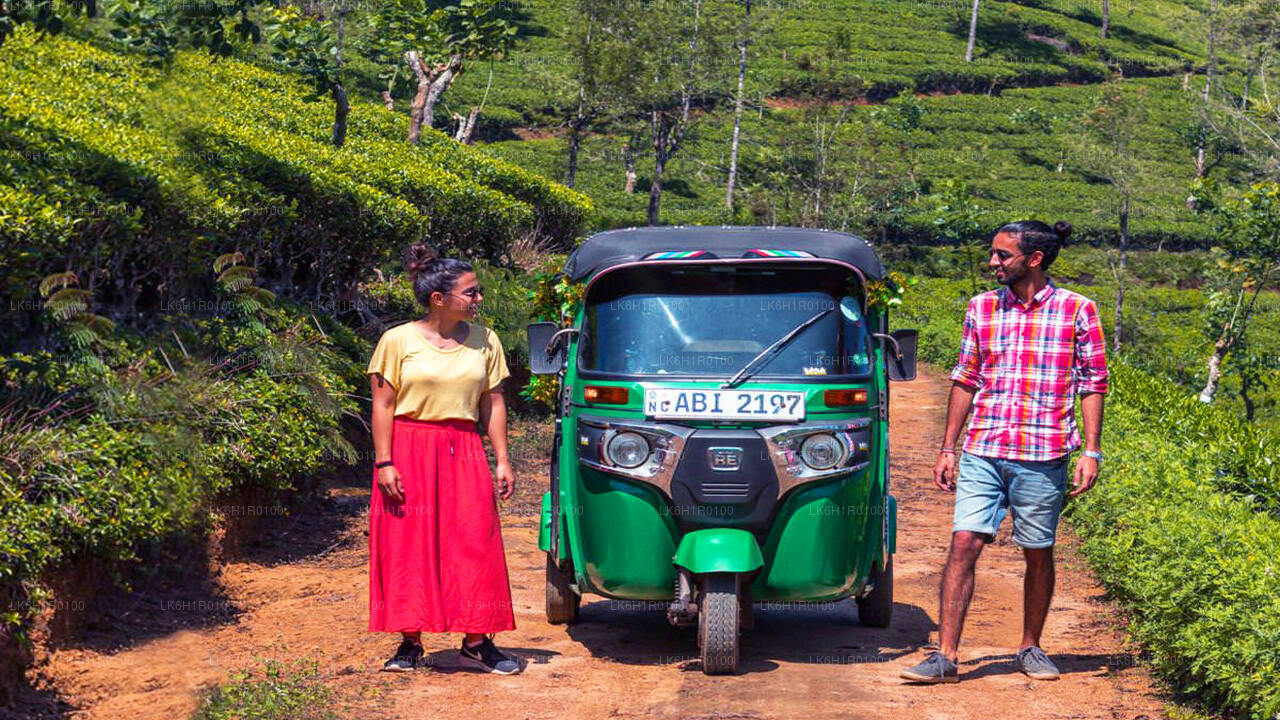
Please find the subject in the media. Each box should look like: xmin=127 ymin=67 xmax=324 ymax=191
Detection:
xmin=371 ymin=374 xmax=404 ymax=503
xmin=480 ymin=384 xmax=515 ymax=501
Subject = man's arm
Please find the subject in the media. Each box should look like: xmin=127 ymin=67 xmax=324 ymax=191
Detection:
xmin=936 ymin=299 xmax=984 ymax=491
xmin=1070 ymin=392 xmax=1104 ymax=497
xmin=1070 ymin=300 xmax=1109 ymax=497
xmin=934 ymin=382 xmax=977 ymax=492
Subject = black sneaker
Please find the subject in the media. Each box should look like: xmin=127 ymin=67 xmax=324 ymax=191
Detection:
xmin=459 ymin=636 xmax=522 ymax=675
xmin=382 ymin=639 xmax=424 ymax=672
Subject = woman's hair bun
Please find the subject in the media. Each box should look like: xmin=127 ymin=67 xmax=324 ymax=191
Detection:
xmin=403 ymin=243 xmax=439 ymax=279
xmin=1052 ymin=220 xmax=1072 ymax=242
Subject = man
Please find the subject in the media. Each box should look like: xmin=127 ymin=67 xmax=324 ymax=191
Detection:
xmin=900 ymin=220 xmax=1108 ymax=684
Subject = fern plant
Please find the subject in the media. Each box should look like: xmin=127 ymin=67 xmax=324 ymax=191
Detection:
xmin=38 ymin=271 xmax=115 ymax=357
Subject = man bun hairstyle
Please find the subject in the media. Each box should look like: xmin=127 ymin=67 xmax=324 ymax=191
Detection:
xmin=997 ymin=219 xmax=1072 ymax=270
xmin=403 ymin=243 xmax=473 ymax=309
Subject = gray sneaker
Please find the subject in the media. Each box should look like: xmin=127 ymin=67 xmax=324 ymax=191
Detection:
xmin=1016 ymin=646 xmax=1060 ymax=680
xmin=899 ymin=651 xmax=959 ymax=683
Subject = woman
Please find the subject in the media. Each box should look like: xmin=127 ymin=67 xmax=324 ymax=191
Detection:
xmin=366 ymin=244 xmax=521 ymax=675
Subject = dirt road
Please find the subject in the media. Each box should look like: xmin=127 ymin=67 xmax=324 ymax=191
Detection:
xmin=24 ymin=369 xmax=1168 ymax=719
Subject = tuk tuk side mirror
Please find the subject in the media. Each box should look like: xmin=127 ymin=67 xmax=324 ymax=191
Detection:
xmin=874 ymin=329 xmax=918 ymax=382
xmin=527 ymin=322 xmax=571 ymax=375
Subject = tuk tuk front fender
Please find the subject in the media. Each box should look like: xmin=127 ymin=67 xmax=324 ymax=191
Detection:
xmin=538 ymin=492 xmax=568 ymax=559
xmin=673 ymin=529 xmax=764 ymax=574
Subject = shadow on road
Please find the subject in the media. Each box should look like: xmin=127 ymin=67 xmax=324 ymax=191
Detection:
xmin=564 ymin=599 xmax=935 ymax=675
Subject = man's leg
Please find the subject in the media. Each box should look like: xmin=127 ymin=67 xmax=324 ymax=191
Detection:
xmin=1007 ymin=457 xmax=1067 ymax=680
xmin=938 ymin=530 xmax=988 ymax=662
xmin=1021 ymin=546 xmax=1054 ymax=650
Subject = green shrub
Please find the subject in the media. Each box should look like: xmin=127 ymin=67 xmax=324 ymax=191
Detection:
xmin=194 ymin=658 xmax=338 ymax=720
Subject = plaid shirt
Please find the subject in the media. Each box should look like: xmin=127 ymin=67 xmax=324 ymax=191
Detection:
xmin=951 ymin=281 xmax=1109 ymax=461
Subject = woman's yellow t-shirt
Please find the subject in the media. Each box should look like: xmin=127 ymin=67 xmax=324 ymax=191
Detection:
xmin=366 ymin=321 xmax=511 ymax=422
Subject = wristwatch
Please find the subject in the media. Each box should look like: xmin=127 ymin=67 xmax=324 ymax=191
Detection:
xmin=1081 ymin=450 xmax=1104 ymax=462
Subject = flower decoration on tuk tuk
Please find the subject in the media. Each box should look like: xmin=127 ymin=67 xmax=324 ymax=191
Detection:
xmin=863 ymin=271 xmax=915 ymax=312
xmin=522 ymin=272 xmax=587 ymax=408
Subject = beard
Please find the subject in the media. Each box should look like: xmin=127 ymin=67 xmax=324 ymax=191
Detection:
xmin=996 ymin=263 xmax=1029 ymax=286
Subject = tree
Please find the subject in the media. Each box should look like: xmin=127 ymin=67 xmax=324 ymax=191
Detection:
xmin=369 ymin=0 xmax=518 ymax=145
xmin=1203 ymin=0 xmax=1280 ymax=176
xmin=1193 ymin=181 xmax=1280 ymax=404
xmin=1196 ymin=0 xmax=1221 ymax=176
xmin=100 ymin=0 xmax=269 ymax=66
xmin=526 ymin=0 xmax=631 ymax=188
xmin=725 ymin=0 xmax=753 ymax=209
xmin=611 ymin=0 xmax=732 ymax=225
xmin=266 ymin=4 xmax=351 ymax=147
xmin=1071 ymin=72 xmax=1147 ymax=353
xmin=1100 ymin=0 xmax=1109 ymax=39
xmin=0 ymin=0 xmax=96 ymax=47
xmin=964 ymin=0 xmax=980 ymax=62
xmin=930 ymin=180 xmax=987 ymax=294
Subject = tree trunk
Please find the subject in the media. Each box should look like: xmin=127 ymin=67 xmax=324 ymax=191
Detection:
xmin=1198 ymin=335 xmax=1230 ymax=402
xmin=649 ymin=111 xmax=668 ymax=226
xmin=1113 ymin=193 xmax=1129 ymax=352
xmin=381 ymin=91 xmax=394 ymax=111
xmin=1196 ymin=0 xmax=1218 ymax=173
xmin=455 ymin=106 xmax=480 ymax=144
xmin=1100 ymin=0 xmax=1109 ymax=39
xmin=566 ymin=123 xmax=581 ymax=189
xmin=566 ymin=105 xmax=588 ymax=189
xmin=405 ymin=52 xmax=463 ymax=144
xmin=965 ymin=0 xmax=981 ymax=62
xmin=726 ymin=0 xmax=750 ymax=210
xmin=406 ymin=51 xmax=432 ymax=144
xmin=423 ymin=53 xmax=464 ymax=133
xmin=331 ymin=82 xmax=350 ymax=147
xmin=1241 ymin=368 xmax=1256 ymax=420
xmin=624 ymin=140 xmax=637 ymax=194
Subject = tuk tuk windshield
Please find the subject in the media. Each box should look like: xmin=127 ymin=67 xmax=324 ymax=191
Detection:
xmin=579 ymin=265 xmax=872 ymax=379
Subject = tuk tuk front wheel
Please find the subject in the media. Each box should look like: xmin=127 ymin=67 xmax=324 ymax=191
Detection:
xmin=698 ymin=573 xmax=740 ymax=675
xmin=546 ymin=554 xmax=580 ymax=625
xmin=856 ymin=557 xmax=893 ymax=628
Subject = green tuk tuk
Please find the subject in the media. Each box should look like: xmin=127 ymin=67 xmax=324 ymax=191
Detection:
xmin=527 ymin=226 xmax=917 ymax=675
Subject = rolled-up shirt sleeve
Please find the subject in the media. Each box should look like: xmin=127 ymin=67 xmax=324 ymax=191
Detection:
xmin=950 ymin=299 xmax=985 ymax=389
xmin=1073 ymin=300 xmax=1109 ymax=394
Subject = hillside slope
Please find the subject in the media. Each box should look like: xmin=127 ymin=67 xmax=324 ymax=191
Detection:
xmin=425 ymin=0 xmax=1244 ymax=244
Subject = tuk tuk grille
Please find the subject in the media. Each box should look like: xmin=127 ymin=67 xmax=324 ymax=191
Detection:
xmin=699 ymin=480 xmax=752 ymax=499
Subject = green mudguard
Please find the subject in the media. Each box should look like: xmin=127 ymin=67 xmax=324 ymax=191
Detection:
xmin=673 ymin=528 xmax=764 ymax=574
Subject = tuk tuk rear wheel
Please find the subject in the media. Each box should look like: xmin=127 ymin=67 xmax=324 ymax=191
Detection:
xmin=546 ymin=555 xmax=580 ymax=625
xmin=698 ymin=573 xmax=740 ymax=675
xmin=856 ymin=557 xmax=893 ymax=628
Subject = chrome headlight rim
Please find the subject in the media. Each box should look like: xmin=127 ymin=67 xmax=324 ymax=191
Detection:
xmin=799 ymin=432 xmax=847 ymax=470
xmin=605 ymin=430 xmax=652 ymax=469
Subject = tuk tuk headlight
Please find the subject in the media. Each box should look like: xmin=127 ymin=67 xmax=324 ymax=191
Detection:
xmin=606 ymin=431 xmax=651 ymax=468
xmin=799 ymin=433 xmax=845 ymax=470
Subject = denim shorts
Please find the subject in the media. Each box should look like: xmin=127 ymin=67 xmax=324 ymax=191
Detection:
xmin=952 ymin=452 xmax=1069 ymax=549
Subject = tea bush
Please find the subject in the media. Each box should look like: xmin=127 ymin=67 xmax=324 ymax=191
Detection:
xmin=0 ymin=29 xmax=590 ymax=345
xmin=0 ymin=302 xmax=361 ymax=631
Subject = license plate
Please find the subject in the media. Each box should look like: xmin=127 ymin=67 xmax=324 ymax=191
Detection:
xmin=644 ymin=388 xmax=806 ymax=421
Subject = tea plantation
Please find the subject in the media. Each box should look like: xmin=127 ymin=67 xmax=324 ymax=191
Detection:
xmin=0 ymin=27 xmax=589 ymax=686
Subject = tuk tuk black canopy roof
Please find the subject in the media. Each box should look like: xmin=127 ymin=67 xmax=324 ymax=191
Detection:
xmin=562 ymin=226 xmax=885 ymax=282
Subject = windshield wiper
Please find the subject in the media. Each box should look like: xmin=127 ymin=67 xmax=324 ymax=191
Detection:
xmin=722 ymin=307 xmax=834 ymax=389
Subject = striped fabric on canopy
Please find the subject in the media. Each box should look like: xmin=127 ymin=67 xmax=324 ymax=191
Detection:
xmin=747 ymin=249 xmax=814 ymax=258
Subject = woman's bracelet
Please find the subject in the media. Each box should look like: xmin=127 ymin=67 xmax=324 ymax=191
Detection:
xmin=939 ymin=447 xmax=956 ymax=455
xmin=374 ymin=460 xmax=394 ymax=469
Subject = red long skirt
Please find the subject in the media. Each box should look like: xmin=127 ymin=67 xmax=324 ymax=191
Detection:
xmin=368 ymin=417 xmax=516 ymax=634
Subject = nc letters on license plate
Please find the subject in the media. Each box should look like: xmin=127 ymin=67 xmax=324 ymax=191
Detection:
xmin=645 ymin=389 xmax=805 ymax=421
